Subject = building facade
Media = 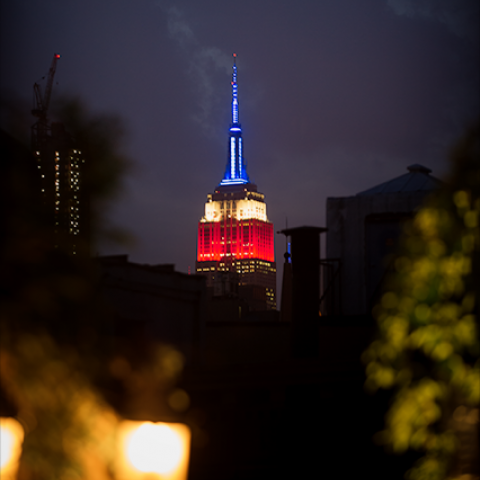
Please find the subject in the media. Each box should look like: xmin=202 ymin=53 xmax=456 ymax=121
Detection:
xmin=34 ymin=122 xmax=89 ymax=256
xmin=196 ymin=55 xmax=276 ymax=311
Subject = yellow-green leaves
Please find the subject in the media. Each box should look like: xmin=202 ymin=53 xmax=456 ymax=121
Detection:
xmin=363 ymin=129 xmax=480 ymax=479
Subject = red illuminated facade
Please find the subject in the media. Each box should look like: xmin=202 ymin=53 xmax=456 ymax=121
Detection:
xmin=196 ymin=56 xmax=276 ymax=311
xmin=198 ymin=218 xmax=274 ymax=263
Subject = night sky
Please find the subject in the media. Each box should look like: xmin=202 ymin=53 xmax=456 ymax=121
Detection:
xmin=1 ymin=0 xmax=478 ymax=290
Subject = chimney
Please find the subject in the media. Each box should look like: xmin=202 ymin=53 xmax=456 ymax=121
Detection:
xmin=279 ymin=226 xmax=326 ymax=358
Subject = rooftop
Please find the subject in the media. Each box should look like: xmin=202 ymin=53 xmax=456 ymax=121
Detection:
xmin=356 ymin=164 xmax=441 ymax=196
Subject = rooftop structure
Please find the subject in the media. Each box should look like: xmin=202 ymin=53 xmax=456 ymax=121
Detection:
xmin=357 ymin=164 xmax=441 ymax=196
xmin=325 ymin=165 xmax=441 ymax=316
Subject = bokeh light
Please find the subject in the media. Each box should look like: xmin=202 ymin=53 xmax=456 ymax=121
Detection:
xmin=126 ymin=422 xmax=182 ymax=473
xmin=0 ymin=417 xmax=24 ymax=479
xmin=116 ymin=420 xmax=191 ymax=480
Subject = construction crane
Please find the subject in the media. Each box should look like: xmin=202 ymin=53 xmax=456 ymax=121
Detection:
xmin=31 ymin=53 xmax=60 ymax=150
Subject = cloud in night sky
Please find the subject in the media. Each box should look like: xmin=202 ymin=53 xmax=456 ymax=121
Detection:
xmin=387 ymin=0 xmax=479 ymax=44
xmin=163 ymin=4 xmax=232 ymax=136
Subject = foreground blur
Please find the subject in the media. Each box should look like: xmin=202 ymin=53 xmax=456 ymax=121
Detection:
xmin=0 ymin=418 xmax=24 ymax=480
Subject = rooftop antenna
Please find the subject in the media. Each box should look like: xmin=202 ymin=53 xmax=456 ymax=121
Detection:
xmin=285 ymin=217 xmax=291 ymax=263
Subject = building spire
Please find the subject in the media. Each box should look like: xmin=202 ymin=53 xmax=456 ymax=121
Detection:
xmin=231 ymin=53 xmax=239 ymax=125
xmin=220 ymin=53 xmax=250 ymax=186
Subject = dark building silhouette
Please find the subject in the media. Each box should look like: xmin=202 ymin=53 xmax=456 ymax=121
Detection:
xmin=196 ymin=55 xmax=276 ymax=313
xmin=1 ymin=129 xmax=43 ymax=253
xmin=98 ymin=254 xmax=206 ymax=367
xmin=324 ymin=164 xmax=441 ymax=315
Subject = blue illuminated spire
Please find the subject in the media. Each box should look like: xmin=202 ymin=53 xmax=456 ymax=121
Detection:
xmin=231 ymin=54 xmax=239 ymax=125
xmin=220 ymin=53 xmax=250 ymax=186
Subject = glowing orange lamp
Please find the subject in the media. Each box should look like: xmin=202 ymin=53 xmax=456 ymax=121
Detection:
xmin=0 ymin=417 xmax=24 ymax=480
xmin=115 ymin=420 xmax=191 ymax=480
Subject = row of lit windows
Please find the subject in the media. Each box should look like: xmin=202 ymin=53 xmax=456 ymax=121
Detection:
xmin=199 ymin=234 xmax=273 ymax=242
xmin=200 ymin=237 xmax=272 ymax=243
xmin=205 ymin=259 xmax=274 ymax=267
xmin=200 ymin=261 xmax=275 ymax=270
xmin=201 ymin=228 xmax=271 ymax=236
xmin=200 ymin=219 xmax=272 ymax=227
xmin=199 ymin=245 xmax=273 ymax=253
xmin=199 ymin=242 xmax=273 ymax=252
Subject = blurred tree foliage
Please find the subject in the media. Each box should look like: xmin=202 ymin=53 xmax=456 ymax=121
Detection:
xmin=51 ymin=96 xmax=132 ymax=247
xmin=51 ymin=97 xmax=129 ymax=201
xmin=0 ymin=99 xmax=183 ymax=479
xmin=363 ymin=124 xmax=480 ymax=480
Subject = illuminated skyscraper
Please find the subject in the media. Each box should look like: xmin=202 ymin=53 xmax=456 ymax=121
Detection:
xmin=196 ymin=55 xmax=276 ymax=311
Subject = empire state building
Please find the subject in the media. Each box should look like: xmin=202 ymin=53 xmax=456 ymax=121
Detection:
xmin=196 ymin=54 xmax=276 ymax=311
